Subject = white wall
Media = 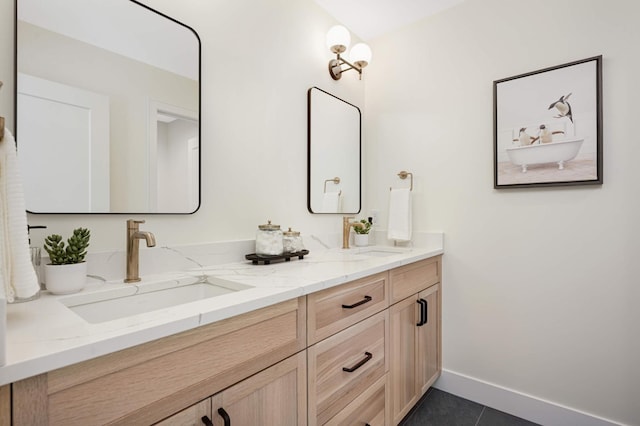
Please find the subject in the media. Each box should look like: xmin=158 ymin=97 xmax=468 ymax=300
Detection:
xmin=0 ymin=0 xmax=365 ymax=249
xmin=364 ymin=0 xmax=639 ymax=424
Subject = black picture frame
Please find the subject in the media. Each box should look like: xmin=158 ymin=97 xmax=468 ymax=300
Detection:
xmin=493 ymin=56 xmax=602 ymax=188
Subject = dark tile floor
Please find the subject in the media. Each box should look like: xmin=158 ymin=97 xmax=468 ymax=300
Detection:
xmin=399 ymin=388 xmax=541 ymax=426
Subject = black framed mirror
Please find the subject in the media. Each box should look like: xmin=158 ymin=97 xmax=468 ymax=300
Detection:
xmin=15 ymin=0 xmax=200 ymax=213
xmin=307 ymin=87 xmax=361 ymax=214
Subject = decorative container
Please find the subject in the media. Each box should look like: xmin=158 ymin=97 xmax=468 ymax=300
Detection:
xmin=283 ymin=228 xmax=304 ymax=253
xmin=44 ymin=262 xmax=87 ymax=295
xmin=354 ymin=233 xmax=369 ymax=247
xmin=256 ymin=220 xmax=284 ymax=256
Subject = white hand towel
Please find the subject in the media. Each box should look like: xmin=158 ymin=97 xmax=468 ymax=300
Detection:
xmin=387 ymin=188 xmax=412 ymax=241
xmin=0 ymin=128 xmax=40 ymax=302
xmin=322 ymin=191 xmax=342 ymax=213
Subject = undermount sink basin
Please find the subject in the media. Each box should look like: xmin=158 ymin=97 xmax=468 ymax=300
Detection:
xmin=60 ymin=276 xmax=252 ymax=323
xmin=355 ymin=246 xmax=411 ymax=257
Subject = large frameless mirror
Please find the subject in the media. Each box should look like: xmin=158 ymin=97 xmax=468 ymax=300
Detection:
xmin=15 ymin=0 xmax=200 ymax=213
xmin=307 ymin=87 xmax=361 ymax=214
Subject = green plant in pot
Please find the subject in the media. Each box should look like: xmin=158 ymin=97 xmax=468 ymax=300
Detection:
xmin=43 ymin=228 xmax=91 ymax=294
xmin=353 ymin=219 xmax=372 ymax=235
xmin=353 ymin=219 xmax=371 ymax=247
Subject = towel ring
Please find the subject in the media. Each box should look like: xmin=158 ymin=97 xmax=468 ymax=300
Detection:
xmin=324 ymin=177 xmax=341 ymax=193
xmin=390 ymin=171 xmax=413 ymax=191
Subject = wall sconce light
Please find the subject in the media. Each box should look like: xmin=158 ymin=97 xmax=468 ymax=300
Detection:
xmin=326 ymin=25 xmax=372 ymax=81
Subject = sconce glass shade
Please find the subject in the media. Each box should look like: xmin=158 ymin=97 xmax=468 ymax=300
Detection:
xmin=326 ymin=25 xmax=350 ymax=54
xmin=349 ymin=43 xmax=372 ymax=68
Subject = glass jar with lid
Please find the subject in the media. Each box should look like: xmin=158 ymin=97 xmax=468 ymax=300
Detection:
xmin=256 ymin=220 xmax=283 ymax=256
xmin=283 ymin=227 xmax=304 ymax=254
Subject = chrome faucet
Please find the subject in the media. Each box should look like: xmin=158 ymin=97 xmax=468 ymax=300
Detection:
xmin=125 ymin=219 xmax=156 ymax=283
xmin=342 ymin=216 xmax=364 ymax=249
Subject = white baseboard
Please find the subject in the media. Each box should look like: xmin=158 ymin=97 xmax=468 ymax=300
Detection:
xmin=434 ymin=369 xmax=625 ymax=426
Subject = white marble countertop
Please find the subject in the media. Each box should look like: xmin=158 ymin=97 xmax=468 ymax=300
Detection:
xmin=0 ymin=234 xmax=443 ymax=386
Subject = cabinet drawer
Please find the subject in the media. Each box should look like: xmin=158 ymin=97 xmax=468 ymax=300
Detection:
xmin=324 ymin=375 xmax=387 ymax=426
xmin=308 ymin=310 xmax=389 ymax=426
xmin=308 ymin=272 xmax=388 ymax=344
xmin=390 ymin=256 xmax=440 ymax=304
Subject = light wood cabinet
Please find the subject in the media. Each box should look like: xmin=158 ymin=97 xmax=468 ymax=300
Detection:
xmin=157 ymin=352 xmax=306 ymax=426
xmin=154 ymin=399 xmax=211 ymax=426
xmin=417 ymin=286 xmax=441 ymax=396
xmin=389 ymin=258 xmax=442 ymax=425
xmin=1 ymin=384 xmax=10 ymax=426
xmin=323 ymin=375 xmax=388 ymax=426
xmin=12 ymin=297 xmax=306 ymax=426
xmin=211 ymin=351 xmax=307 ymax=426
xmin=389 ymin=295 xmax=421 ymax=423
xmin=9 ymin=255 xmax=442 ymax=426
xmin=308 ymin=310 xmax=389 ymax=425
xmin=307 ymin=271 xmax=389 ymax=345
xmin=389 ymin=257 xmax=440 ymax=305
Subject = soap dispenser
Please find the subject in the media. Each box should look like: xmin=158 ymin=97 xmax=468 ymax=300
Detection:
xmin=27 ymin=225 xmax=47 ymax=288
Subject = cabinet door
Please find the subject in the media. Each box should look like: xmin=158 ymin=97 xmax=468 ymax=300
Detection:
xmin=154 ymin=399 xmax=211 ymax=426
xmin=211 ymin=352 xmax=307 ymax=426
xmin=417 ymin=284 xmax=441 ymax=395
xmin=389 ymin=295 xmax=420 ymax=425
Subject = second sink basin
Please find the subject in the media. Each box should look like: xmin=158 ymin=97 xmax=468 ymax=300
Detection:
xmin=60 ymin=276 xmax=252 ymax=323
xmin=355 ymin=246 xmax=411 ymax=257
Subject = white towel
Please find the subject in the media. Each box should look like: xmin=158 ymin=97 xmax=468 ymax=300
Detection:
xmin=0 ymin=128 xmax=40 ymax=302
xmin=322 ymin=191 xmax=342 ymax=213
xmin=387 ymin=188 xmax=412 ymax=241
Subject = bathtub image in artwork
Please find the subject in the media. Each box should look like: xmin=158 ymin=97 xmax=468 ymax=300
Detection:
xmin=494 ymin=57 xmax=602 ymax=188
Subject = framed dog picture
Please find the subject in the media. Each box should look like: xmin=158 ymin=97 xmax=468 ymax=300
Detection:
xmin=493 ymin=56 xmax=602 ymax=188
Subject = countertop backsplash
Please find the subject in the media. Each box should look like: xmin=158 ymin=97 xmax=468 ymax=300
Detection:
xmin=76 ymin=231 xmax=357 ymax=282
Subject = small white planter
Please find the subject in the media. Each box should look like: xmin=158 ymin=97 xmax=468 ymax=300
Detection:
xmin=44 ymin=262 xmax=88 ymax=295
xmin=354 ymin=233 xmax=369 ymax=247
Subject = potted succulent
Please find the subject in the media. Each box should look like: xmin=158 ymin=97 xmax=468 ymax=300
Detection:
xmin=43 ymin=228 xmax=91 ymax=294
xmin=353 ymin=219 xmax=372 ymax=247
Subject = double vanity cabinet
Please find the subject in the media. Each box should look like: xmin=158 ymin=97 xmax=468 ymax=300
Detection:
xmin=5 ymin=255 xmax=442 ymax=426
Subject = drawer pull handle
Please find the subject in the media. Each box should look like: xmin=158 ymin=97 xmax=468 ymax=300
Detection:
xmin=416 ymin=299 xmax=426 ymax=326
xmin=342 ymin=351 xmax=373 ymax=373
xmin=422 ymin=298 xmax=428 ymax=325
xmin=218 ymin=408 xmax=231 ymax=426
xmin=201 ymin=416 xmax=214 ymax=426
xmin=342 ymin=295 xmax=372 ymax=309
